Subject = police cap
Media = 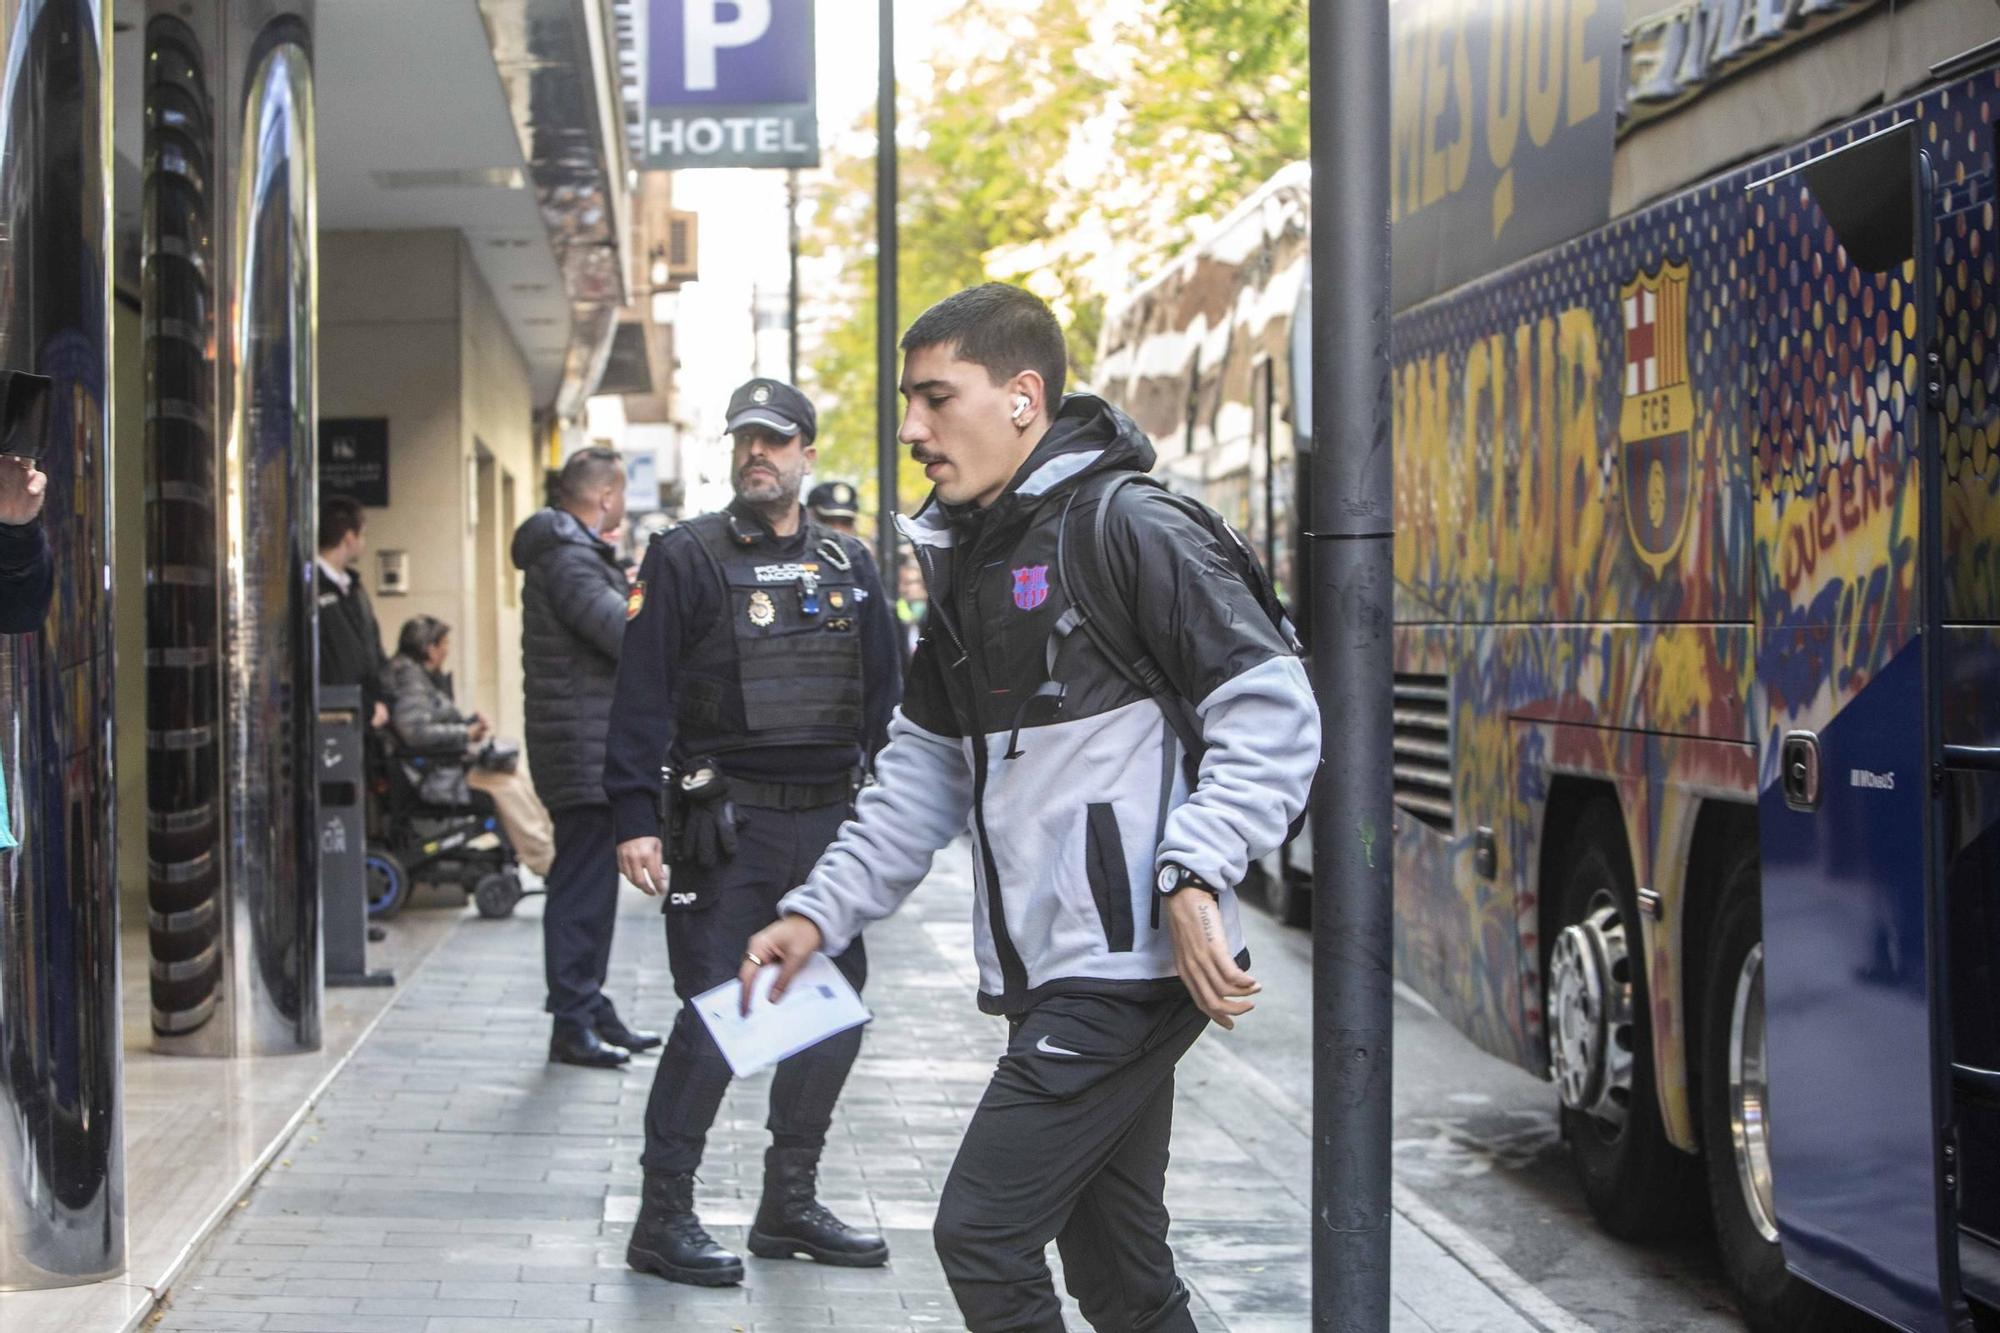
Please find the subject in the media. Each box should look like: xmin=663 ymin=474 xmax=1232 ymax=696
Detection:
xmin=725 ymin=377 xmax=817 ymax=444
xmin=806 ymin=480 xmax=859 ymax=521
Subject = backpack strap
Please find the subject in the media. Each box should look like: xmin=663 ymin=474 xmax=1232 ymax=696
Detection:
xmin=1048 ymin=473 xmax=1206 ymax=778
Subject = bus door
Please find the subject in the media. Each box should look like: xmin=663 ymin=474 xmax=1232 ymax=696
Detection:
xmin=1748 ymin=121 xmax=1968 ymax=1331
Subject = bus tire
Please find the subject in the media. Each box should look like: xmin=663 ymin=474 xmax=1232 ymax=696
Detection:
xmin=1550 ymin=801 xmax=1700 ymax=1240
xmin=1699 ymin=860 xmax=1869 ymax=1332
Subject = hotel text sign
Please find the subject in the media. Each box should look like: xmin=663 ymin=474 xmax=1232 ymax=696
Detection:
xmin=646 ymin=0 xmax=819 ymax=169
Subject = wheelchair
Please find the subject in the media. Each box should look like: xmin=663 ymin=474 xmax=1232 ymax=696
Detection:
xmin=364 ymin=730 xmax=537 ymax=921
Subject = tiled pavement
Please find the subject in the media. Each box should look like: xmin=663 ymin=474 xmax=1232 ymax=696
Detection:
xmin=149 ymin=842 xmax=1548 ymax=1332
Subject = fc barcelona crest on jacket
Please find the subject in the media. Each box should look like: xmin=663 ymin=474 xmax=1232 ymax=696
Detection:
xmin=1619 ymin=261 xmax=1696 ymax=577
xmin=1012 ymin=565 xmax=1049 ymax=611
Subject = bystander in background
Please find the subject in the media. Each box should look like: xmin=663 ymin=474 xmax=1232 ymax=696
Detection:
xmin=317 ymin=496 xmax=391 ymax=729
xmin=383 ymin=615 xmax=553 ymax=876
xmin=512 ymin=447 xmax=659 ymax=1069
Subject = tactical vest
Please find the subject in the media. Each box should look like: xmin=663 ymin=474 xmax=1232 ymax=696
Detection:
xmin=673 ymin=511 xmax=866 ymax=760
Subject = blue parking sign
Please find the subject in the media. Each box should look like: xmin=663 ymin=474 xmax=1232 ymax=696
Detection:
xmin=646 ymin=0 xmax=819 ymax=169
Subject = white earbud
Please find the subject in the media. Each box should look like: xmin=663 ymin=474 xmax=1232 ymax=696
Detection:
xmin=1012 ymin=395 xmax=1031 ymax=423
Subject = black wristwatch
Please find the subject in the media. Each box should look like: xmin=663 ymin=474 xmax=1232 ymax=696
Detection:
xmin=1154 ymin=863 xmax=1218 ymax=899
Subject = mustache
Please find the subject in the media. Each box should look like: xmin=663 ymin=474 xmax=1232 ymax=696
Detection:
xmin=739 ymin=462 xmax=779 ymax=478
xmin=910 ymin=449 xmax=946 ymax=467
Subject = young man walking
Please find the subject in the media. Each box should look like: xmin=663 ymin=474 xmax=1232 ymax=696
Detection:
xmin=742 ymin=283 xmax=1320 ymax=1332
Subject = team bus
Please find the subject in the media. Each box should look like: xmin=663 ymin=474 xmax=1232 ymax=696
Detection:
xmin=1095 ymin=2 xmax=2000 ymax=1329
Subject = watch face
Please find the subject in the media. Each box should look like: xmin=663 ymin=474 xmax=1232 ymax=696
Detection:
xmin=1156 ymin=865 xmax=1180 ymax=895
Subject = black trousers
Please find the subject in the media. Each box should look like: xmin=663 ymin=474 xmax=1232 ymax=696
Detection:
xmin=934 ymin=992 xmax=1208 ymax=1333
xmin=640 ymin=800 xmax=867 ymax=1174
xmin=543 ymin=803 xmax=620 ymax=1029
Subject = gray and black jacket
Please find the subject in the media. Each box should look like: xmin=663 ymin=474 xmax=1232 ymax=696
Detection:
xmin=779 ymin=394 xmax=1319 ymax=1015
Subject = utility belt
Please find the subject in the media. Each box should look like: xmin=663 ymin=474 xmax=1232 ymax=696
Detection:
xmin=728 ymin=776 xmax=855 ymax=811
xmin=656 ymin=757 xmax=856 ymax=909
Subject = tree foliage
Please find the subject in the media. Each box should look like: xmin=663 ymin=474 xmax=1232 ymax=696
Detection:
xmin=803 ymin=0 xmax=1310 ymax=521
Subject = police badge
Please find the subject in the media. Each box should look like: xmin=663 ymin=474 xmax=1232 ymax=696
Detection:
xmin=747 ymin=590 xmax=777 ymax=627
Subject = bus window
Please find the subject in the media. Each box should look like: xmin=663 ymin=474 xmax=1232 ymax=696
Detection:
xmin=1253 ymin=356 xmax=1275 ymax=574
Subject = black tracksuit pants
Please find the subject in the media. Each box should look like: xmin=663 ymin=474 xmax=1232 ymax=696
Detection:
xmin=640 ymin=799 xmax=867 ymax=1174
xmin=544 ymin=803 xmax=619 ymax=1030
xmin=934 ymin=991 xmax=1208 ymax=1333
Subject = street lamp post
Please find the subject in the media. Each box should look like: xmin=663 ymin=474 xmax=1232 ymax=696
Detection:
xmin=873 ymin=0 xmax=898 ymax=574
xmin=1308 ymin=0 xmax=1394 ymax=1328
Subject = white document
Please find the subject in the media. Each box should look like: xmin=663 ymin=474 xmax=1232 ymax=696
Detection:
xmin=691 ymin=952 xmax=872 ymax=1078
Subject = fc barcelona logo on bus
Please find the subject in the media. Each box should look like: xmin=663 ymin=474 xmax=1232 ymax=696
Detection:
xmin=1012 ymin=565 xmax=1049 ymax=611
xmin=1618 ymin=261 xmax=1697 ymax=577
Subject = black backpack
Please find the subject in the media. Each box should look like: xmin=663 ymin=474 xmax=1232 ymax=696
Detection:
xmin=1033 ymin=471 xmax=1308 ymax=837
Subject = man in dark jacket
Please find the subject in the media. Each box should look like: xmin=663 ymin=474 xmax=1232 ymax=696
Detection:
xmin=512 ymin=446 xmax=659 ymax=1068
xmin=316 ymin=496 xmax=390 ymax=727
xmin=0 ymin=453 xmax=50 ymax=634
xmin=742 ymin=285 xmax=1319 ymax=1332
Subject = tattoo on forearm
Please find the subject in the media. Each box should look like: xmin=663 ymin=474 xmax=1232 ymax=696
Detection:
xmin=1197 ymin=902 xmax=1218 ymax=946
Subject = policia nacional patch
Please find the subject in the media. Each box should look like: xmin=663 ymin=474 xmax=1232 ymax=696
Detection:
xmin=626 ymin=582 xmax=646 ymax=621
xmin=747 ymin=589 xmax=777 ymax=627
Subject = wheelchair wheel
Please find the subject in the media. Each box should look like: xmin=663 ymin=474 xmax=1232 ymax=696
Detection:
xmin=473 ymin=869 xmax=524 ymax=920
xmin=366 ymin=847 xmax=412 ymax=920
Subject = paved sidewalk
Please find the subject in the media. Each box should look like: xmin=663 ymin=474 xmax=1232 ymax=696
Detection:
xmin=152 ymin=842 xmax=1559 ymax=1332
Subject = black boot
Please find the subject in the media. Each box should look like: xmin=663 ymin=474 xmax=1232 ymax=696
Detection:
xmin=548 ymin=1023 xmax=629 ymax=1069
xmin=627 ymin=1170 xmax=744 ymax=1286
xmin=594 ymin=1008 xmax=663 ymax=1053
xmin=748 ymin=1146 xmax=889 ymax=1267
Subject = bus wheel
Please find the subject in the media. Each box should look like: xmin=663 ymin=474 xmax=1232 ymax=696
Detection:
xmin=1700 ymin=861 xmax=1865 ymax=1331
xmin=1547 ymin=802 xmax=1699 ymax=1239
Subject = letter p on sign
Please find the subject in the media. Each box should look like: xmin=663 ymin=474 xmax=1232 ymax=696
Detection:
xmin=684 ymin=0 xmax=771 ymax=92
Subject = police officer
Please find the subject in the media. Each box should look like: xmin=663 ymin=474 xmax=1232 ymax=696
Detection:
xmin=606 ymin=377 xmax=902 ymax=1288
xmin=804 ymin=478 xmax=860 ymax=535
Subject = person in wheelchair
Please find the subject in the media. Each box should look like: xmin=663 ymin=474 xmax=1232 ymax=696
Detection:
xmin=370 ymin=616 xmax=555 ymax=917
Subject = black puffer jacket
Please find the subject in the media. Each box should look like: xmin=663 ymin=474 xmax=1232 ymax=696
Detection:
xmin=511 ymin=508 xmax=628 ymax=810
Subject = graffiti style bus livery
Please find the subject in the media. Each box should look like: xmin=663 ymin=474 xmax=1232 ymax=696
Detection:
xmin=1099 ymin=7 xmax=2000 ymax=1329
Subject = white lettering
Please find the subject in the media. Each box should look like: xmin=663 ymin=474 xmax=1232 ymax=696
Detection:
xmin=754 ymin=562 xmax=821 ymax=583
xmin=649 ymin=116 xmax=685 ymax=157
xmin=687 ymin=118 xmax=723 ymax=155
xmin=684 ymin=0 xmax=771 ymax=93
xmin=724 ymin=117 xmax=756 ymax=152
xmin=670 ymin=891 xmax=699 ymax=906
xmin=1850 ymin=768 xmax=1896 ymax=791
xmin=782 ymin=117 xmax=807 ymax=153
xmin=756 ymin=118 xmax=781 ymax=153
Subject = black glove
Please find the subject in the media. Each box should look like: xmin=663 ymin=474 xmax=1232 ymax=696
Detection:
xmin=671 ymin=762 xmax=739 ymax=869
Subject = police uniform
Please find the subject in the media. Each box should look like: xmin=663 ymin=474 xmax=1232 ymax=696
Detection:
xmin=604 ymin=378 xmax=902 ymax=1286
xmin=805 ymin=479 xmax=860 ymax=530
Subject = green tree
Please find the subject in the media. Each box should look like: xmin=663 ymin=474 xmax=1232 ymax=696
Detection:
xmin=803 ymin=0 xmax=1311 ymax=526
xmin=804 ymin=0 xmax=1111 ymax=517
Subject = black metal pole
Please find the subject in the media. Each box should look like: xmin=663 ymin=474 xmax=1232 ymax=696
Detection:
xmin=873 ymin=0 xmax=898 ymax=573
xmin=1308 ymin=0 xmax=1393 ymax=1327
xmin=787 ymin=167 xmax=801 ymax=385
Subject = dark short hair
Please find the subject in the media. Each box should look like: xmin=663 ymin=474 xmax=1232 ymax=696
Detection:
xmin=396 ymin=614 xmax=450 ymax=661
xmin=318 ymin=495 xmax=364 ymax=551
xmin=557 ymin=446 xmax=623 ymax=506
xmin=901 ymin=283 xmax=1067 ymax=408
